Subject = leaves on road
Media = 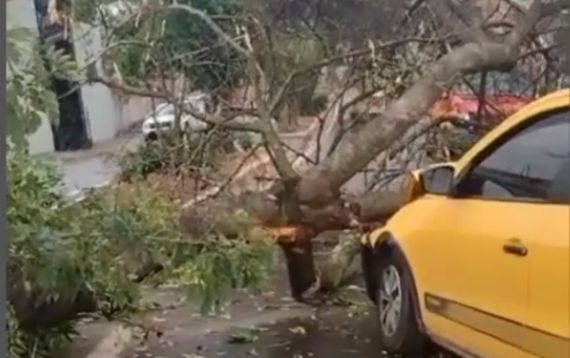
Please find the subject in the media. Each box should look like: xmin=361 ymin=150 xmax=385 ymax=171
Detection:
xmin=227 ymin=328 xmax=259 ymax=344
xmin=288 ymin=326 xmax=308 ymax=335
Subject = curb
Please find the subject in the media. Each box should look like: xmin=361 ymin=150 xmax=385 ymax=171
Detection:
xmin=83 ymin=325 xmax=134 ymax=358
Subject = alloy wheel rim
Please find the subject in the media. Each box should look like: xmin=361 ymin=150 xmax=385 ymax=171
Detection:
xmin=379 ymin=265 xmax=402 ymax=337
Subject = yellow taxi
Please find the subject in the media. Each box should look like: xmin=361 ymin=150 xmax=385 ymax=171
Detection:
xmin=361 ymin=89 xmax=570 ymax=358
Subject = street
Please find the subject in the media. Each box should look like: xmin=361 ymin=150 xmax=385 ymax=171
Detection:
xmin=117 ymin=278 xmax=453 ymax=358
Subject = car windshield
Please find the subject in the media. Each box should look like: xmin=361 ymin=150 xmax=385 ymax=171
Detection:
xmin=145 ymin=103 xmax=169 ymax=118
xmin=157 ymin=105 xmax=175 ymax=116
xmin=182 ymin=100 xmax=206 ymax=113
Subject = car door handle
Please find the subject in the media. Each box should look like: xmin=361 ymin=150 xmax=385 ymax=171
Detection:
xmin=503 ymin=239 xmax=528 ymax=257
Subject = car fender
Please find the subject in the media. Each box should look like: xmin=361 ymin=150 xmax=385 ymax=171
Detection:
xmin=361 ymin=230 xmax=426 ymax=333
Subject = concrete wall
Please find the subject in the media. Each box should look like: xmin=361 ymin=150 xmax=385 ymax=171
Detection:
xmin=7 ymin=0 xmax=56 ymax=155
xmin=73 ymin=23 xmax=122 ymax=143
xmin=8 ymin=1 xmax=126 ymax=153
xmin=118 ymin=96 xmax=157 ymax=131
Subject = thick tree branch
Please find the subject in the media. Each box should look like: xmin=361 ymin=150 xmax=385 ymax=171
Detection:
xmin=263 ymin=123 xmax=300 ymax=181
xmin=87 ymin=75 xmax=265 ymax=132
xmin=88 ymin=76 xmax=172 ymax=100
xmin=294 ymin=0 xmax=564 ymax=205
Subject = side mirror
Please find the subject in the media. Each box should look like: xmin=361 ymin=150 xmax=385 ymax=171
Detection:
xmin=402 ymin=164 xmax=456 ymax=204
xmin=420 ymin=164 xmax=455 ymax=196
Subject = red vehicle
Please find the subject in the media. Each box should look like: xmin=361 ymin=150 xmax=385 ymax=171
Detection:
xmin=432 ymin=91 xmax=531 ymax=125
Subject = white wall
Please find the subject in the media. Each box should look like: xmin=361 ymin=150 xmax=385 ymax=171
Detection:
xmin=73 ymin=23 xmax=122 ymax=143
xmin=7 ymin=0 xmax=56 ymax=155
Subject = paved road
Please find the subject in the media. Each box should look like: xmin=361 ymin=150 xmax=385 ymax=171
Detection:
xmin=60 ymin=156 xmax=120 ymax=198
xmin=103 ymin=261 xmax=453 ymax=358
xmin=125 ymin=305 xmax=388 ymax=358
xmin=50 ymin=134 xmax=142 ymax=200
xmin=64 ymin=263 xmax=453 ymax=358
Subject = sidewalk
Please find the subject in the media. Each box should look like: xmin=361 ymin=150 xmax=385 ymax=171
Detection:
xmin=46 ymin=133 xmax=143 ymax=199
xmin=55 ymin=132 xmax=142 ymax=163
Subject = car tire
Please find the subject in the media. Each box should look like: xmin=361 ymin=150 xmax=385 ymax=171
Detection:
xmin=375 ymin=251 xmax=426 ymax=355
xmin=145 ymin=132 xmax=158 ymax=142
xmin=361 ymin=244 xmax=379 ymax=303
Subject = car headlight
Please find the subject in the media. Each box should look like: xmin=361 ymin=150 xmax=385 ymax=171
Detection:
xmin=143 ymin=120 xmax=155 ymax=130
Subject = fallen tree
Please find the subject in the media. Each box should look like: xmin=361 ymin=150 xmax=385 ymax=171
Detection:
xmin=64 ymin=0 xmax=570 ymax=300
xmin=7 ymin=4 xmax=570 ymax=356
xmin=178 ymin=0 xmax=570 ymax=299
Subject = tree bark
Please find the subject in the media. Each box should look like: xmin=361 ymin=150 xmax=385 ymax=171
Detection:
xmin=315 ymin=231 xmax=362 ymax=292
xmin=8 ymin=259 xmax=163 ymax=330
xmin=7 ymin=270 xmax=97 ymax=330
xmin=280 ymin=240 xmax=319 ymax=301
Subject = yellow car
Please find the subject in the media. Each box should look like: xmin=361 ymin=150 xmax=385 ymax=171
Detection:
xmin=361 ymin=89 xmax=570 ymax=358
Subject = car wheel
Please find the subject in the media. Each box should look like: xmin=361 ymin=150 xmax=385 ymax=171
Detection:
xmin=146 ymin=132 xmax=158 ymax=142
xmin=361 ymin=244 xmax=378 ymax=302
xmin=375 ymin=252 xmax=425 ymax=355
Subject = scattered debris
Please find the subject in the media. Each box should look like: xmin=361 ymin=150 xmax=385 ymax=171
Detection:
xmin=289 ymin=326 xmax=308 ymax=335
xmin=227 ymin=328 xmax=259 ymax=344
xmin=181 ymin=354 xmax=206 ymax=358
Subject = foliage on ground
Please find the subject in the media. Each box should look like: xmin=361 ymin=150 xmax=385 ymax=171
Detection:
xmin=7 ymin=149 xmax=275 ymax=357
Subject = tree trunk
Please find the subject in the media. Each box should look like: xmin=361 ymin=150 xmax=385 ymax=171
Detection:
xmin=8 ymin=258 xmax=163 ymax=330
xmin=280 ymin=240 xmax=319 ymax=301
xmin=315 ymin=231 xmax=362 ymax=292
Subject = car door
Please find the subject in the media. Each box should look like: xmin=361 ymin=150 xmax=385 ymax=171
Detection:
xmin=525 ymin=117 xmax=570 ymax=358
xmin=423 ymin=107 xmax=570 ymax=358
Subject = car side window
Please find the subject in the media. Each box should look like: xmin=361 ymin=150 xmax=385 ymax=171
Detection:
xmin=456 ymin=108 xmax=570 ymax=203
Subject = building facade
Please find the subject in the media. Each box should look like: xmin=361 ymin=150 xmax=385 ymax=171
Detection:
xmin=7 ymin=0 xmax=127 ymax=155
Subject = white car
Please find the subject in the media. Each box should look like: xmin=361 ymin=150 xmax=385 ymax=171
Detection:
xmin=141 ymin=95 xmax=209 ymax=141
xmin=142 ymin=96 xmax=280 ymax=153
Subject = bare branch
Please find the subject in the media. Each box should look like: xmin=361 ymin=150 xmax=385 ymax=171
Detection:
xmin=295 ymin=0 xmax=567 ymax=204
xmin=168 ymin=4 xmax=251 ymax=57
xmin=262 ymin=123 xmax=299 ymax=181
xmin=444 ymin=0 xmax=488 ymax=41
xmin=267 ymin=35 xmax=452 ymax=119
xmin=88 ymin=76 xmax=172 ymax=100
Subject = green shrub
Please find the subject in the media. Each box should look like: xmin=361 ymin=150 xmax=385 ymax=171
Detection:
xmin=118 ymin=131 xmax=234 ymax=181
xmin=8 ymin=150 xmax=275 ymax=357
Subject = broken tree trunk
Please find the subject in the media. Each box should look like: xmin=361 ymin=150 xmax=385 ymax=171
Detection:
xmin=314 ymin=231 xmax=362 ymax=292
xmin=8 ymin=258 xmax=163 ymax=330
